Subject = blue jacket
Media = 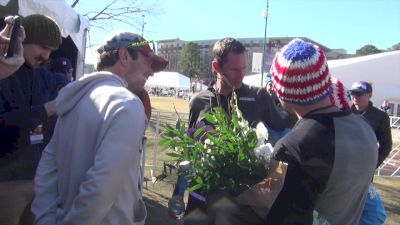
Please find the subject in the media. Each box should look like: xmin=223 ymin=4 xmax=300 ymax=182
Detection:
xmin=0 ymin=64 xmax=67 ymax=157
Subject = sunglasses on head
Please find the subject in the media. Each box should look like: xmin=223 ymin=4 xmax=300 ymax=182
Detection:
xmin=127 ymin=40 xmax=155 ymax=57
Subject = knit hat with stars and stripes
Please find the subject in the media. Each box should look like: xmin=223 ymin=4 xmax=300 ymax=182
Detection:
xmin=329 ymin=77 xmax=352 ymax=110
xmin=270 ymin=38 xmax=331 ymax=105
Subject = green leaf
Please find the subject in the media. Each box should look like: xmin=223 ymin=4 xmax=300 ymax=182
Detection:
xmin=208 ymin=135 xmax=220 ymax=145
xmin=226 ymin=142 xmax=234 ymax=151
xmin=203 ymin=113 xmax=217 ymax=124
xmin=162 ymin=128 xmax=179 ymax=138
xmin=193 ymin=127 xmax=205 ymax=139
xmin=166 ymin=152 xmax=182 ymax=158
xmin=158 ymin=138 xmax=171 ymax=146
xmin=176 ymin=119 xmax=181 ymax=130
xmin=231 ymin=114 xmax=239 ymax=128
xmin=195 ymin=176 xmax=203 ymax=184
xmin=189 ymin=183 xmax=203 ymax=192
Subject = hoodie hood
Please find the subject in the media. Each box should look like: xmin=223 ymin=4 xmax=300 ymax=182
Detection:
xmin=56 ymin=72 xmax=128 ymax=116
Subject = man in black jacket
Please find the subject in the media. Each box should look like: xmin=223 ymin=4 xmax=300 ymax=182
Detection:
xmin=350 ymin=81 xmax=392 ymax=168
xmin=169 ymin=37 xmax=289 ymax=224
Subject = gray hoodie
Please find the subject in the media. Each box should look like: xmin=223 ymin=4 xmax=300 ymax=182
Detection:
xmin=32 ymin=72 xmax=147 ymax=225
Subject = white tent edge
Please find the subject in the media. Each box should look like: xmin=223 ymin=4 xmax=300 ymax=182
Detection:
xmin=1 ymin=0 xmax=90 ymax=78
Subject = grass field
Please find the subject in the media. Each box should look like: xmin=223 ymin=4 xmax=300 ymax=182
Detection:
xmin=143 ymin=96 xmax=400 ymax=225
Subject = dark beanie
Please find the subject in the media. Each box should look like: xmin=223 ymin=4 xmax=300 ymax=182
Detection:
xmin=22 ymin=14 xmax=62 ymax=50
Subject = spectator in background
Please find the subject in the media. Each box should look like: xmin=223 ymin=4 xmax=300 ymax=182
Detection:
xmin=32 ymin=31 xmax=168 ymax=225
xmin=267 ymin=39 xmax=377 ymax=225
xmin=350 ymin=81 xmax=392 ymax=168
xmin=380 ymin=100 xmax=390 ymax=114
xmin=51 ymin=56 xmax=74 ymax=82
xmin=0 ymin=16 xmax=25 ymax=80
xmin=0 ymin=14 xmax=64 ymax=225
xmin=41 ymin=62 xmax=70 ymax=146
xmin=46 ymin=56 xmax=72 ymax=146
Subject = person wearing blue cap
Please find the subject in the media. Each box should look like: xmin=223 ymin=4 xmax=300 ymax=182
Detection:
xmin=350 ymin=81 xmax=392 ymax=168
xmin=51 ymin=56 xmax=74 ymax=81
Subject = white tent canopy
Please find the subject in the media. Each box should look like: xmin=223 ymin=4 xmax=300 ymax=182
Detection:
xmin=0 ymin=0 xmax=90 ymax=78
xmin=146 ymin=71 xmax=191 ymax=89
xmin=0 ymin=0 xmax=90 ymax=54
xmin=243 ymin=73 xmax=269 ymax=87
xmin=328 ymin=50 xmax=400 ymax=107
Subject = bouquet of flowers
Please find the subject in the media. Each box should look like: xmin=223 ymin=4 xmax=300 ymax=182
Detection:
xmin=160 ymin=92 xmax=275 ymax=196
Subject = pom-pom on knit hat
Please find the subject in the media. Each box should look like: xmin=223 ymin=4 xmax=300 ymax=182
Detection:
xmin=329 ymin=77 xmax=352 ymax=110
xmin=270 ymin=38 xmax=331 ymax=105
xmin=21 ymin=14 xmax=62 ymax=50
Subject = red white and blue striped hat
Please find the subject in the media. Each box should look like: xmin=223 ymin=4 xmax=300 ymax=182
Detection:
xmin=270 ymin=39 xmax=331 ymax=105
xmin=329 ymin=77 xmax=352 ymax=110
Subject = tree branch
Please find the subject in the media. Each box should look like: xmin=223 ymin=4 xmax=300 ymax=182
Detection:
xmin=90 ymin=0 xmax=118 ymax=21
xmin=71 ymin=0 xmax=80 ymax=8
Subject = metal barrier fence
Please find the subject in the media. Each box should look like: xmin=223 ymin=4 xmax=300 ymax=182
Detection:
xmin=377 ymin=116 xmax=400 ymax=177
xmin=145 ymin=110 xmax=188 ymax=182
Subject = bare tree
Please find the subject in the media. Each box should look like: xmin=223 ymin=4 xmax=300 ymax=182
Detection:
xmin=70 ymin=0 xmax=162 ymax=32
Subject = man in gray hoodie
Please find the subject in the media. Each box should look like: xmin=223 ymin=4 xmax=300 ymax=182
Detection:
xmin=32 ymin=31 xmax=168 ymax=225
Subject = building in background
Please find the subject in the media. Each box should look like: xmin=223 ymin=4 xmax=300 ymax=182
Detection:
xmin=325 ymin=48 xmax=351 ymax=59
xmin=156 ymin=37 xmax=341 ymax=83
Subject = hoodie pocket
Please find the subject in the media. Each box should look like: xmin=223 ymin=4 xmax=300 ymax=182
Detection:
xmin=133 ymin=198 xmax=147 ymax=224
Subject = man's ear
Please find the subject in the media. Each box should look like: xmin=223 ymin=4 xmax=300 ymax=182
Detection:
xmin=212 ymin=60 xmax=220 ymax=73
xmin=118 ymin=48 xmax=129 ymax=66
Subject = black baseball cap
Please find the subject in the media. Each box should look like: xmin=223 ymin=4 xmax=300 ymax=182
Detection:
xmin=350 ymin=81 xmax=372 ymax=95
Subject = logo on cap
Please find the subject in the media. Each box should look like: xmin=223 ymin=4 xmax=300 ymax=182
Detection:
xmin=350 ymin=81 xmax=372 ymax=94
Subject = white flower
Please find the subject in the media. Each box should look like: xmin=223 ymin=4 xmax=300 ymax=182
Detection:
xmin=204 ymin=138 xmax=212 ymax=145
xmin=238 ymin=120 xmax=248 ymax=130
xmin=253 ymin=143 xmax=274 ymax=167
xmin=204 ymin=139 xmax=214 ymax=150
xmin=255 ymin=122 xmax=269 ymax=146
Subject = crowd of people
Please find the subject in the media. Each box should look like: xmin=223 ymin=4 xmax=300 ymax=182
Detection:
xmin=0 ymin=12 xmax=394 ymax=225
xmin=146 ymin=86 xmax=192 ymax=100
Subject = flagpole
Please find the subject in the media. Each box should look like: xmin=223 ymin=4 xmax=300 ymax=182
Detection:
xmin=260 ymin=0 xmax=269 ymax=87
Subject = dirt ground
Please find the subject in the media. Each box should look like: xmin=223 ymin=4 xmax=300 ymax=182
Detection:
xmin=374 ymin=177 xmax=400 ymax=225
xmin=142 ymin=175 xmax=400 ymax=225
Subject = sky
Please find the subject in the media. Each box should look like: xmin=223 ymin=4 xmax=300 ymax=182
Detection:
xmin=69 ymin=0 xmax=400 ymax=63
